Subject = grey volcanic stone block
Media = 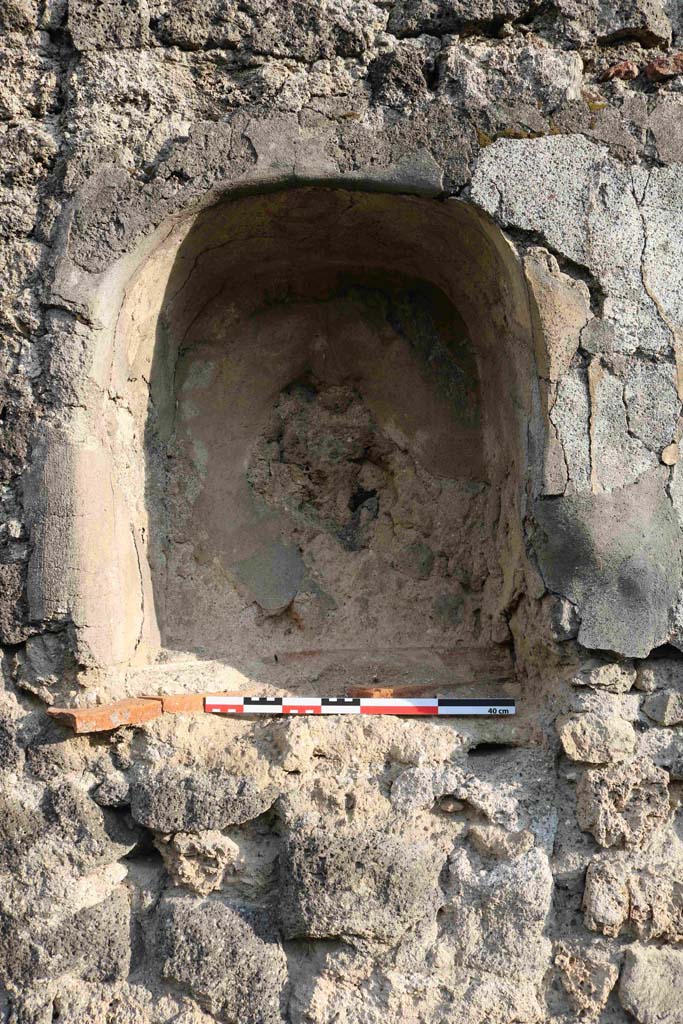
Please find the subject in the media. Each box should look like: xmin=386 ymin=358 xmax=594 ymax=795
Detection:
xmin=43 ymin=890 xmax=132 ymax=982
xmin=1 ymin=890 xmax=131 ymax=986
xmin=619 ymin=945 xmax=683 ymax=1023
xmin=44 ymin=781 xmax=139 ymax=870
xmin=155 ymin=895 xmax=288 ymax=1024
xmin=642 ymin=689 xmax=683 ymax=726
xmin=532 ymin=468 xmax=682 ymax=657
xmin=130 ymin=765 xmax=275 ymax=832
xmin=93 ymin=771 xmax=131 ymax=809
xmin=594 ymin=0 xmax=672 ymax=46
xmin=0 ymin=563 xmax=32 ymax=645
xmin=0 ymin=788 xmax=45 ymax=870
xmin=0 ymin=711 xmax=24 ymax=772
xmin=278 ymin=823 xmax=444 ymax=944
xmin=68 ymin=0 xmax=149 ymax=51
xmin=387 ymin=0 xmax=534 ymax=36
xmin=623 ymin=361 xmax=679 ymax=453
xmin=232 ymin=541 xmax=305 ymax=614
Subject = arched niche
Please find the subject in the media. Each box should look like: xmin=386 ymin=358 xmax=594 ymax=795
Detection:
xmin=28 ymin=187 xmax=543 ymax=689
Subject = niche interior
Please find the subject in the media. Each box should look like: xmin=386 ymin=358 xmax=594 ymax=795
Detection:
xmin=106 ymin=188 xmax=537 ymax=689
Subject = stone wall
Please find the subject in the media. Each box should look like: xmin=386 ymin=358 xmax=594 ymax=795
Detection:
xmin=3 ymin=1 xmax=683 ymax=1022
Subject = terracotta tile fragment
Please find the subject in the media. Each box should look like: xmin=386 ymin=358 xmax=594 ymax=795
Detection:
xmin=600 ymin=60 xmax=639 ymax=82
xmin=644 ymin=54 xmax=683 ymax=81
xmin=47 ymin=698 xmax=163 ymax=733
xmin=347 ymin=684 xmax=439 ymax=698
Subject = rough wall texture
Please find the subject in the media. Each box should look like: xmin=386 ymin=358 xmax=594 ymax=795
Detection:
xmin=4 ymin=1 xmax=683 ymax=1022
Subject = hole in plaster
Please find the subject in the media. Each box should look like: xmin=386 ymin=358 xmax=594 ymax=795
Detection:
xmin=467 ymin=741 xmax=517 ymax=758
xmin=123 ymin=828 xmax=159 ymax=862
xmin=645 ymin=644 xmax=683 ymax=661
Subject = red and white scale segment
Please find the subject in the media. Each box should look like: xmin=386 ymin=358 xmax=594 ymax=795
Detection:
xmin=204 ymin=696 xmax=515 ymax=717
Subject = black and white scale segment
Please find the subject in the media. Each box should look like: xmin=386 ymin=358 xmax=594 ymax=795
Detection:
xmin=204 ymin=696 xmax=516 ymax=716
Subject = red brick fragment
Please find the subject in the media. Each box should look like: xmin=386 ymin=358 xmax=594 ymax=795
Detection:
xmin=48 ymin=698 xmax=163 ymax=733
xmin=600 ymin=60 xmax=639 ymax=82
xmin=644 ymin=54 xmax=683 ymax=81
xmin=347 ymin=684 xmax=439 ymax=698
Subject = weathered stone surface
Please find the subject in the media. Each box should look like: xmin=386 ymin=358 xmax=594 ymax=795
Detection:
xmin=155 ymin=831 xmax=240 ymax=895
xmin=43 ymin=780 xmax=140 ymax=872
xmin=156 ymin=895 xmax=288 ymax=1023
xmin=13 ymin=630 xmax=79 ymax=705
xmin=636 ymin=658 xmax=683 ymax=692
xmin=1 ymin=887 xmax=132 ymax=987
xmin=569 ymin=688 xmax=641 ymax=721
xmin=387 ymin=0 xmax=533 ymax=36
xmin=619 ymin=945 xmax=683 ymax=1024
xmin=639 ymin=725 xmax=683 ymax=775
xmin=557 ymin=713 xmax=636 ymax=763
xmin=576 ymin=757 xmax=670 ymax=848
xmin=583 ymin=855 xmax=631 ymax=937
xmin=130 ymin=766 xmax=276 ymax=833
xmin=42 ymin=889 xmax=132 ymax=983
xmin=555 ymin=942 xmax=619 ymax=1017
xmin=532 ymin=470 xmax=682 ymax=657
xmin=155 ymin=0 xmax=384 ymax=60
xmin=0 ymin=1 xmax=40 ymax=32
xmin=0 ymin=562 xmax=31 ymax=645
xmin=624 ymin=360 xmax=680 ymax=453
xmin=472 ymin=136 xmax=672 ymax=359
xmin=548 ymin=367 xmax=591 ymax=492
xmin=643 ymin=688 xmax=683 ymax=725
xmin=278 ymin=822 xmax=444 ymax=944
xmin=648 ymin=95 xmax=683 ymax=166
xmin=92 ymin=771 xmax=130 ymax=808
xmin=640 ymin=165 xmax=683 ymax=350
xmin=665 ymin=0 xmax=683 ymax=40
xmin=524 ymin=246 xmax=591 ymax=381
xmin=0 ymin=710 xmax=24 ymax=773
xmin=594 ymin=0 xmax=672 ymax=46
xmin=288 ymin=958 xmax=544 ymax=1024
xmin=584 ymin=850 xmax=683 ymax=942
xmin=68 ymin=0 xmax=150 ymax=51
xmin=390 ymin=765 xmax=523 ymax=828
xmin=589 ymin=360 xmax=658 ymax=490
xmin=442 ymin=847 xmax=553 ymax=977
xmin=438 ymin=35 xmax=583 ymax=125
xmin=468 ymin=823 xmax=534 ymax=859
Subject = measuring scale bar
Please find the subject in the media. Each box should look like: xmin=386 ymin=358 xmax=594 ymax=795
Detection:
xmin=204 ymin=697 xmax=516 ymax=717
